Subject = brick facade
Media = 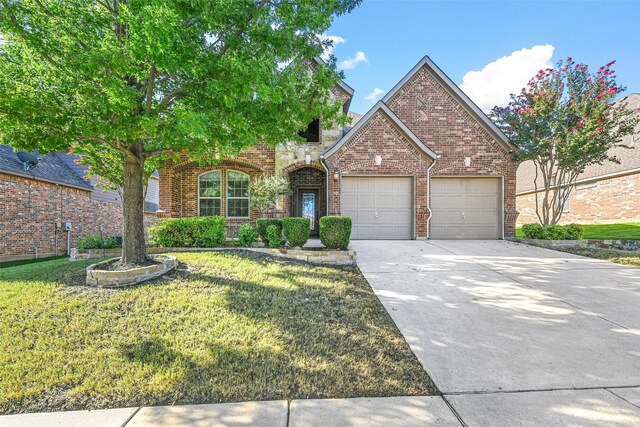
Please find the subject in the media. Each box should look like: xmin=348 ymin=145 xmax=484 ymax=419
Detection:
xmin=289 ymin=166 xmax=327 ymax=234
xmin=517 ymin=172 xmax=640 ymax=225
xmin=0 ymin=172 xmax=130 ymax=260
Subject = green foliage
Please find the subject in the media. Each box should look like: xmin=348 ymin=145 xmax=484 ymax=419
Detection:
xmin=491 ymin=58 xmax=638 ymax=225
xmin=237 ymin=223 xmax=257 ymax=248
xmin=320 ymin=216 xmax=352 ymax=250
xmin=256 ymin=218 xmax=282 ymax=242
xmin=148 ymin=217 xmax=226 ymax=247
xmin=75 ymin=235 xmax=118 ymax=250
xmin=0 ymin=0 xmax=361 ymax=261
xmin=521 ymin=223 xmax=584 ymax=240
xmin=282 ymin=217 xmax=311 ymax=247
xmin=250 ymin=176 xmax=292 ymax=213
xmin=266 ymin=224 xmax=283 ymax=248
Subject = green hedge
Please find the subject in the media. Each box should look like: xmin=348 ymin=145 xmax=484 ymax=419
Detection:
xmin=521 ymin=223 xmax=584 ymax=240
xmin=237 ymin=223 xmax=257 ymax=248
xmin=148 ymin=217 xmax=226 ymax=247
xmin=319 ymin=216 xmax=352 ymax=250
xmin=256 ymin=218 xmax=282 ymax=242
xmin=266 ymin=224 xmax=283 ymax=248
xmin=282 ymin=217 xmax=310 ymax=247
xmin=76 ymin=235 xmax=119 ymax=249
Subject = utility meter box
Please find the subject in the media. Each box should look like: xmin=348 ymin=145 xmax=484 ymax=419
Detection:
xmin=63 ymin=222 xmax=72 ymax=231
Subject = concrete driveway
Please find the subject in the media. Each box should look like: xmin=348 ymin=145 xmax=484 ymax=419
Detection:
xmin=352 ymin=240 xmax=640 ymax=425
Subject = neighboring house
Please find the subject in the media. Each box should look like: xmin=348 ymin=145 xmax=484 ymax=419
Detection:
xmin=159 ymin=56 xmax=519 ymax=240
xmin=516 ymin=93 xmax=640 ymax=225
xmin=0 ymin=146 xmax=159 ymax=261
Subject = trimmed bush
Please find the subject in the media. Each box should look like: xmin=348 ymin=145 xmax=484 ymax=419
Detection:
xmin=282 ymin=217 xmax=310 ymax=247
xmin=76 ymin=235 xmax=119 ymax=249
xmin=256 ymin=218 xmax=282 ymax=242
xmin=319 ymin=216 xmax=352 ymax=250
xmin=237 ymin=223 xmax=257 ymax=248
xmin=521 ymin=223 xmax=584 ymax=240
xmin=148 ymin=216 xmax=226 ymax=247
xmin=266 ymin=224 xmax=283 ymax=248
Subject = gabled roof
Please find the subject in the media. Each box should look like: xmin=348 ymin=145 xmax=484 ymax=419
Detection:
xmin=312 ymin=56 xmax=354 ymax=112
xmin=382 ymin=55 xmax=518 ymax=153
xmin=0 ymin=145 xmax=92 ymax=190
xmin=322 ymin=101 xmax=438 ymax=160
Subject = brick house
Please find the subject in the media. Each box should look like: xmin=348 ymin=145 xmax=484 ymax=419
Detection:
xmin=0 ymin=146 xmax=159 ymax=261
xmin=159 ymin=56 xmax=519 ymax=240
xmin=516 ymin=93 xmax=640 ymax=225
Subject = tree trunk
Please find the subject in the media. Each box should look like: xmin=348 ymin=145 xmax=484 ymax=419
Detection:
xmin=121 ymin=149 xmax=147 ymax=265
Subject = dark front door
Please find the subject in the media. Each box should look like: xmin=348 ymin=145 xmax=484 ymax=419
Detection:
xmin=299 ymin=189 xmax=319 ymax=236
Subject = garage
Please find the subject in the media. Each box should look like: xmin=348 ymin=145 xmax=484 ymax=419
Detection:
xmin=430 ymin=177 xmax=502 ymax=239
xmin=341 ymin=176 xmax=413 ymax=239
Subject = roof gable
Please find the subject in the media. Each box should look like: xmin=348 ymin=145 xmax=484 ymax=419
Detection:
xmin=322 ymin=101 xmax=438 ymax=160
xmin=382 ymin=55 xmax=517 ymax=153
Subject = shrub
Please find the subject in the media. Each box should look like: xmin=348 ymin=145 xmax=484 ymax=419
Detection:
xmin=266 ymin=224 xmax=283 ymax=248
xmin=521 ymin=223 xmax=584 ymax=240
xmin=256 ymin=218 xmax=282 ymax=242
xmin=148 ymin=216 xmax=226 ymax=247
xmin=249 ymin=175 xmax=292 ymax=213
xmin=282 ymin=217 xmax=310 ymax=247
xmin=237 ymin=223 xmax=257 ymax=248
xmin=76 ymin=235 xmax=118 ymax=249
xmin=319 ymin=216 xmax=352 ymax=250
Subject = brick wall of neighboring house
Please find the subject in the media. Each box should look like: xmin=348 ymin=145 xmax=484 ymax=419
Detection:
xmin=517 ymin=172 xmax=640 ymax=225
xmin=324 ymin=110 xmax=433 ymax=237
xmin=385 ymin=66 xmax=519 ymax=236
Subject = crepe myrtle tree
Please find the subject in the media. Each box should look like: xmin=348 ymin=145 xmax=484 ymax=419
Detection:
xmin=0 ymin=0 xmax=360 ymax=265
xmin=491 ymin=58 xmax=637 ymax=225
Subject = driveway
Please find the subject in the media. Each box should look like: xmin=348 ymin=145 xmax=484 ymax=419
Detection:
xmin=352 ymin=240 xmax=640 ymax=425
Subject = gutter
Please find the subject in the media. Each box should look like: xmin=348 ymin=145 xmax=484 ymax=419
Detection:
xmin=426 ymin=156 xmax=439 ymax=239
xmin=0 ymin=168 xmax=92 ymax=192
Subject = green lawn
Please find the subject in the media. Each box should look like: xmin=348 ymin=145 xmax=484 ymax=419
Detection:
xmin=0 ymin=252 xmax=434 ymax=414
xmin=516 ymin=222 xmax=640 ymax=240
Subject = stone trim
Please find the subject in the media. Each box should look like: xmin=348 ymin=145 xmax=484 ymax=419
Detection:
xmin=86 ymin=255 xmax=177 ymax=287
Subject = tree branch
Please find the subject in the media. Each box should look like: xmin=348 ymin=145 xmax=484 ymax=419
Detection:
xmin=143 ymin=148 xmax=174 ymax=159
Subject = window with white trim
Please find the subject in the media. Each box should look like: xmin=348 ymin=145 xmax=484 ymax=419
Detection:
xmin=227 ymin=170 xmax=250 ymax=217
xmin=199 ymin=171 xmax=221 ymax=216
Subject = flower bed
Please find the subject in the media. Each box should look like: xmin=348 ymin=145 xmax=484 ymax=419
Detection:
xmin=86 ymin=255 xmax=177 ymax=287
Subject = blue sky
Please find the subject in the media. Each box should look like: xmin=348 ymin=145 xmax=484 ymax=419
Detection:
xmin=326 ymin=0 xmax=639 ymax=114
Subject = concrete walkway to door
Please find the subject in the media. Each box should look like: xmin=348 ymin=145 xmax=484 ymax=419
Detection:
xmin=352 ymin=239 xmax=640 ymax=425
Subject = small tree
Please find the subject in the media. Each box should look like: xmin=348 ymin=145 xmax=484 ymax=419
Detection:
xmin=0 ymin=0 xmax=360 ymax=264
xmin=249 ymin=175 xmax=291 ymax=214
xmin=491 ymin=58 xmax=637 ymax=225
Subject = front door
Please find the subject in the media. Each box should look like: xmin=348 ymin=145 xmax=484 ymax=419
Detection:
xmin=299 ymin=189 xmax=319 ymax=236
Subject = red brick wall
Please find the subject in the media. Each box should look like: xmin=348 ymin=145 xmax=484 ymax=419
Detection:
xmin=324 ymin=110 xmax=433 ymax=237
xmin=386 ymin=67 xmax=519 ymax=236
xmin=517 ymin=172 xmax=640 ymax=225
xmin=289 ymin=166 xmax=326 ymax=219
xmin=0 ymin=172 xmax=124 ymax=260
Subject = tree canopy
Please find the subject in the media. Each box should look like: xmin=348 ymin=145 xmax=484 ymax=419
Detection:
xmin=491 ymin=58 xmax=637 ymax=225
xmin=0 ymin=0 xmax=361 ymax=263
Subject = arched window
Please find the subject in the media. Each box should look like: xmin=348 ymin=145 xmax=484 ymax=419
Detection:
xmin=227 ymin=170 xmax=250 ymax=217
xmin=198 ymin=171 xmax=221 ymax=216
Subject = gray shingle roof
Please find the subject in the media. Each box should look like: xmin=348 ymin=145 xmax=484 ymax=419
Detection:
xmin=516 ymin=93 xmax=640 ymax=194
xmin=0 ymin=145 xmax=92 ymax=190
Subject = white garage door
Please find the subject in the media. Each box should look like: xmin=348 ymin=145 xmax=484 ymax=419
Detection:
xmin=342 ymin=176 xmax=413 ymax=239
xmin=430 ymin=177 xmax=501 ymax=239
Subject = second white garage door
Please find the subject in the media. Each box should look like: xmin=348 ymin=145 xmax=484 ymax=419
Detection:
xmin=342 ymin=176 xmax=413 ymax=239
xmin=430 ymin=177 xmax=502 ymax=239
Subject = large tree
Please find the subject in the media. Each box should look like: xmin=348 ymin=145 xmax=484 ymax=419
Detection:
xmin=0 ymin=0 xmax=360 ymax=264
xmin=491 ymin=58 xmax=637 ymax=225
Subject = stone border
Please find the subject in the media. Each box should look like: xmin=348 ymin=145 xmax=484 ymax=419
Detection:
xmin=509 ymin=237 xmax=639 ymax=252
xmin=73 ymin=246 xmax=357 ymax=265
xmin=86 ymin=255 xmax=177 ymax=287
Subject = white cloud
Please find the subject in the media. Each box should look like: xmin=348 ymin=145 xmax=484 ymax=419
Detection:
xmin=319 ymin=34 xmax=346 ymax=61
xmin=365 ymin=88 xmax=385 ymax=102
xmin=339 ymin=51 xmax=368 ymax=70
xmin=459 ymin=44 xmax=555 ymax=112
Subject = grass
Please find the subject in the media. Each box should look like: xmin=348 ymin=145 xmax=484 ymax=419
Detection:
xmin=555 ymin=247 xmax=640 ymax=267
xmin=516 ymin=222 xmax=640 ymax=240
xmin=0 ymin=255 xmax=68 ymax=269
xmin=0 ymin=251 xmax=434 ymax=414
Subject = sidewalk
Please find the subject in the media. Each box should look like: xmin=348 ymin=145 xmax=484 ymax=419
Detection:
xmin=0 ymin=396 xmax=462 ymax=427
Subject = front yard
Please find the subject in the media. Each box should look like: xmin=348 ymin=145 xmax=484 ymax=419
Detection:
xmin=0 ymin=251 xmax=435 ymax=414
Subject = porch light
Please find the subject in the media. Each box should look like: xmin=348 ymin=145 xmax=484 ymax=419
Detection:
xmin=304 ymin=154 xmax=311 ymax=165
xmin=464 ymin=157 xmax=471 ymax=167
xmin=374 ymin=155 xmax=382 ymax=166
xmin=333 ymin=170 xmax=340 ymax=181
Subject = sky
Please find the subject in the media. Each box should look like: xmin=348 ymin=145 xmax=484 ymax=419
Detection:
xmin=325 ymin=0 xmax=640 ymax=114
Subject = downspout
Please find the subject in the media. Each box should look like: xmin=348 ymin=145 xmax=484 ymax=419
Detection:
xmin=320 ymin=156 xmax=330 ymax=216
xmin=426 ymin=156 xmax=439 ymax=239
